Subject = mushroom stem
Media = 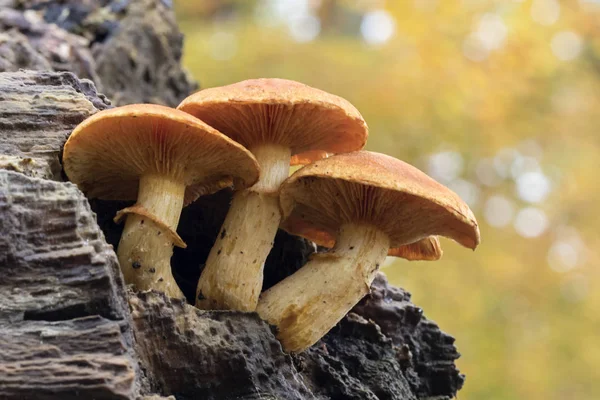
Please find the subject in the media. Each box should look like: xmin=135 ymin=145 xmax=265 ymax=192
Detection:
xmin=256 ymin=223 xmax=390 ymax=353
xmin=196 ymin=144 xmax=291 ymax=311
xmin=248 ymin=144 xmax=292 ymax=193
xmin=117 ymin=174 xmax=186 ymax=299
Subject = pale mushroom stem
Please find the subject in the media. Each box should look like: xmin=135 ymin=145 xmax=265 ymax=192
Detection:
xmin=196 ymin=144 xmax=291 ymax=311
xmin=256 ymin=224 xmax=390 ymax=353
xmin=117 ymin=174 xmax=186 ymax=299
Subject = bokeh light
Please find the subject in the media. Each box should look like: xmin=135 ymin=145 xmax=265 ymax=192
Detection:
xmin=427 ymin=151 xmax=463 ymax=183
xmin=484 ymin=195 xmax=515 ymax=228
xmin=360 ymin=10 xmax=396 ymax=46
xmin=516 ymin=171 xmax=551 ymax=203
xmin=448 ymin=179 xmax=481 ymax=208
xmin=514 ymin=207 xmax=549 ymax=238
xmin=288 ymin=14 xmax=321 ymax=42
xmin=551 ymin=31 xmax=583 ymax=61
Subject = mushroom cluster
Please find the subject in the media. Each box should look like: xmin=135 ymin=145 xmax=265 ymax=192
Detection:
xmin=257 ymin=151 xmax=479 ymax=352
xmin=177 ymin=78 xmax=369 ymax=311
xmin=63 ymin=78 xmax=480 ymax=354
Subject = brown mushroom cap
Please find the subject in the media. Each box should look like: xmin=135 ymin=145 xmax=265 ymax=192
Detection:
xmin=63 ymin=104 xmax=260 ymax=205
xmin=177 ymin=78 xmax=368 ymax=164
xmin=280 ymin=151 xmax=480 ymax=256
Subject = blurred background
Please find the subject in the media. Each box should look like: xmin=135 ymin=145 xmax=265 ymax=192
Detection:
xmin=174 ymin=1 xmax=599 ymax=399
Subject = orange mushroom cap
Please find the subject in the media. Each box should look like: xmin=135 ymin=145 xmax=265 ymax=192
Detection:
xmin=177 ymin=78 xmax=368 ymax=165
xmin=280 ymin=151 xmax=480 ymax=260
xmin=63 ymin=104 xmax=259 ymax=205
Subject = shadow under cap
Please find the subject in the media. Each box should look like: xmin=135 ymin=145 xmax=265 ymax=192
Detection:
xmin=177 ymin=78 xmax=368 ymax=164
xmin=279 ymin=150 xmax=480 ymax=256
xmin=62 ymin=103 xmax=260 ymax=205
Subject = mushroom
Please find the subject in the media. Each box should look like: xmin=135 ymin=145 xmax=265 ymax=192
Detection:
xmin=177 ymin=78 xmax=369 ymax=311
xmin=256 ymin=151 xmax=480 ymax=352
xmin=62 ymin=104 xmax=259 ymax=299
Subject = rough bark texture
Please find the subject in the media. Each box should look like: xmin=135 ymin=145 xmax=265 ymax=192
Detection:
xmin=0 ymin=317 xmax=135 ymax=400
xmin=129 ymin=291 xmax=312 ymax=400
xmin=1 ymin=0 xmax=197 ymax=107
xmin=0 ymin=70 xmax=110 ymax=180
xmin=0 ymin=170 xmax=137 ymax=399
xmin=353 ymin=274 xmax=465 ymax=398
xmin=0 ymin=1 xmax=465 ymax=399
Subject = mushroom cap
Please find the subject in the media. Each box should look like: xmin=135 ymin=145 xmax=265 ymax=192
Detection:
xmin=177 ymin=78 xmax=368 ymax=165
xmin=63 ymin=104 xmax=260 ymax=205
xmin=280 ymin=151 xmax=480 ymax=258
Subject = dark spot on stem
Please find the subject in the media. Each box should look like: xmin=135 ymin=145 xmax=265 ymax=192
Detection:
xmin=349 ymin=246 xmax=354 ymax=250
xmin=140 ymin=219 xmax=144 ymax=225
xmin=157 ymin=231 xmax=161 ymax=236
xmin=148 ymin=268 xmax=156 ymax=273
xmin=253 ymin=259 xmax=257 ymax=264
xmin=240 ymin=251 xmax=244 ymax=254
xmin=220 ymin=229 xmax=227 ymax=239
xmin=132 ymin=262 xmax=141 ymax=269
xmin=217 ymin=249 xmax=222 ymax=255
xmin=158 ymin=277 xmax=164 ymax=282
xmin=376 ymin=263 xmax=380 ymax=268
xmin=198 ymin=291 xmax=206 ymax=301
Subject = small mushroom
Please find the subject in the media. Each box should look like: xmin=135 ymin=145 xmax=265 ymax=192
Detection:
xmin=256 ymin=151 xmax=480 ymax=352
xmin=63 ymin=104 xmax=259 ymax=299
xmin=178 ymin=78 xmax=369 ymax=311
